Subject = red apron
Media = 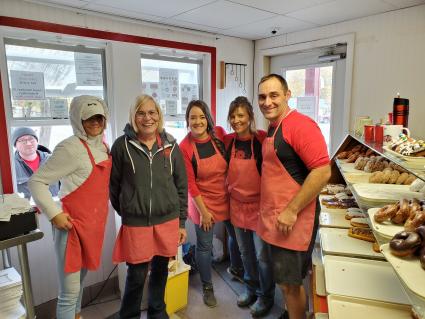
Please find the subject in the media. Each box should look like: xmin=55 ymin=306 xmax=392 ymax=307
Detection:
xmin=227 ymin=136 xmax=261 ymax=231
xmin=112 ymin=218 xmax=179 ymax=264
xmin=188 ymin=136 xmax=229 ymax=225
xmin=62 ymin=140 xmax=111 ymax=273
xmin=257 ymin=113 xmax=316 ymax=251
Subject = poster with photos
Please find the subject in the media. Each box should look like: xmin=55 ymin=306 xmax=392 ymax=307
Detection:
xmin=142 ymin=82 xmax=160 ymax=101
xmin=180 ymin=84 xmax=198 ymax=114
xmin=159 ymin=68 xmax=179 ymax=100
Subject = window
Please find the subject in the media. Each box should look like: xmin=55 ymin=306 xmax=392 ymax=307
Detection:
xmin=5 ymin=38 xmax=107 ymax=151
xmin=284 ymin=65 xmax=333 ymax=148
xmin=141 ymin=51 xmax=202 ymax=142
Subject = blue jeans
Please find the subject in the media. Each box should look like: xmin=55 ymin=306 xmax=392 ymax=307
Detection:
xmin=234 ymin=228 xmax=275 ymax=300
xmin=223 ymin=220 xmax=243 ymax=272
xmin=194 ymin=223 xmax=214 ymax=285
xmin=54 ymin=229 xmax=88 ymax=319
xmin=119 ymin=256 xmax=169 ymax=319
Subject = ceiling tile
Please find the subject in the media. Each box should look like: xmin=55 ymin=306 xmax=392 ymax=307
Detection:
xmin=173 ymin=0 xmax=276 ymax=29
xmin=381 ymin=0 xmax=425 ymax=9
xmin=158 ymin=18 xmax=224 ymax=34
xmin=32 ymin=0 xmax=90 ymax=8
xmin=287 ymin=0 xmax=398 ymax=25
xmin=84 ymin=3 xmax=164 ymax=22
xmin=89 ymin=0 xmax=215 ymax=18
xmin=229 ymin=0 xmax=333 ymax=15
xmin=228 ymin=15 xmax=317 ymax=40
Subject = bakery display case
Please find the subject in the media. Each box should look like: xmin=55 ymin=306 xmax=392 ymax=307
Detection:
xmin=318 ymin=133 xmax=425 ymax=319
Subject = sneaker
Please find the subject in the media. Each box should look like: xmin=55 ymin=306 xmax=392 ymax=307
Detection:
xmin=278 ymin=310 xmax=289 ymax=319
xmin=202 ymin=285 xmax=217 ymax=308
xmin=237 ymin=292 xmax=257 ymax=307
xmin=250 ymin=297 xmax=274 ymax=318
xmin=226 ymin=267 xmax=244 ymax=283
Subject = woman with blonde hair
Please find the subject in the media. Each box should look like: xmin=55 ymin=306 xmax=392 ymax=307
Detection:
xmin=110 ymin=94 xmax=188 ymax=319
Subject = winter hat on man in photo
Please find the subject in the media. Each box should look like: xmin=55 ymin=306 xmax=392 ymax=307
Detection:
xmin=12 ymin=127 xmax=38 ymax=146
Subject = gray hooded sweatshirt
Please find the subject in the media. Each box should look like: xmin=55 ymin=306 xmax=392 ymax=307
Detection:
xmin=29 ymin=96 xmax=109 ymax=220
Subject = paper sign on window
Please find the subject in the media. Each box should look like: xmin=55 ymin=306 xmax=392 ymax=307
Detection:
xmin=165 ymin=100 xmax=178 ymax=116
xmin=296 ymin=96 xmax=317 ymax=121
xmin=180 ymin=84 xmax=198 ymax=114
xmin=10 ymin=70 xmax=45 ymax=100
xmin=142 ymin=82 xmax=160 ymax=101
xmin=49 ymin=98 xmax=69 ymax=119
xmin=74 ymin=52 xmax=103 ymax=86
xmin=159 ymin=68 xmax=179 ymax=100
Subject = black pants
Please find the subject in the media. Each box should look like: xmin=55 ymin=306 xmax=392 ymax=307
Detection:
xmin=119 ymin=255 xmax=169 ymax=319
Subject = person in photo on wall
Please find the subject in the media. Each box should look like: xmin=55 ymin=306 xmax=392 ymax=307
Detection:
xmin=29 ymin=95 xmax=111 ymax=319
xmin=110 ymin=94 xmax=188 ymax=319
xmin=257 ymin=74 xmax=331 ymax=319
xmin=224 ymin=96 xmax=275 ymax=318
xmin=179 ymin=100 xmax=243 ymax=308
xmin=12 ymin=126 xmax=59 ymax=199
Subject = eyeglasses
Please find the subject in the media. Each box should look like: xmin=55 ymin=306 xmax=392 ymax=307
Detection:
xmin=136 ymin=110 xmax=159 ymax=119
xmin=16 ymin=136 xmax=37 ymax=144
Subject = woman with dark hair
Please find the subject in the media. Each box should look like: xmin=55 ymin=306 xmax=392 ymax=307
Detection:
xmin=110 ymin=94 xmax=188 ymax=319
xmin=224 ymin=96 xmax=275 ymax=317
xmin=179 ymin=100 xmax=243 ymax=308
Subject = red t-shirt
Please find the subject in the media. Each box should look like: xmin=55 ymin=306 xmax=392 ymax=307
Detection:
xmin=23 ymin=154 xmax=41 ymax=172
xmin=269 ymin=110 xmax=330 ymax=171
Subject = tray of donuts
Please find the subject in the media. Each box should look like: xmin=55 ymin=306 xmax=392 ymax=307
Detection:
xmin=320 ymin=192 xmax=358 ymax=213
xmin=380 ymin=226 xmax=425 ymax=301
xmin=369 ymin=198 xmax=425 ymax=241
xmin=352 ymin=183 xmax=424 ymax=208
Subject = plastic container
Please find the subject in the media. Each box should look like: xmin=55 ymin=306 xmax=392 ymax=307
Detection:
xmin=165 ymin=265 xmax=190 ymax=314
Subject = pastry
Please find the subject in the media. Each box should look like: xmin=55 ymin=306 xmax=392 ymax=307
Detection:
xmin=388 ymin=170 xmax=400 ymax=184
xmin=396 ymin=172 xmax=409 ymax=185
xmin=369 ymin=171 xmax=384 ymax=183
xmin=345 ymin=208 xmax=365 ymax=220
xmin=392 ymin=199 xmax=410 ymax=224
xmin=404 ymin=174 xmax=417 ymax=185
xmin=350 ymin=217 xmax=369 ymax=228
xmin=389 ymin=231 xmax=421 ymax=257
xmin=374 ymin=203 xmax=398 ymax=223
xmin=404 ymin=212 xmax=425 ymax=232
xmin=348 ymin=227 xmax=375 ymax=242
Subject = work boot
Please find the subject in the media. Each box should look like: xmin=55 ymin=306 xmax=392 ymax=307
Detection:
xmin=250 ymin=297 xmax=274 ymax=317
xmin=202 ymin=284 xmax=217 ymax=308
xmin=237 ymin=292 xmax=257 ymax=307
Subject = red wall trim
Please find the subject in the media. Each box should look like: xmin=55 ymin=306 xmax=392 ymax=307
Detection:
xmin=0 ymin=15 xmax=217 ymax=192
xmin=0 ymin=73 xmax=13 ymax=193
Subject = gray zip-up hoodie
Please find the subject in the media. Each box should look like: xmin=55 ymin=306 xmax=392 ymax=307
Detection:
xmin=109 ymin=124 xmax=188 ymax=228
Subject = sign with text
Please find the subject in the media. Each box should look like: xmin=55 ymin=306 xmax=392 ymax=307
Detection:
xmin=49 ymin=98 xmax=69 ymax=119
xmin=159 ymin=68 xmax=179 ymax=100
xmin=296 ymin=96 xmax=316 ymax=120
xmin=165 ymin=100 xmax=178 ymax=116
xmin=180 ymin=84 xmax=198 ymax=114
xmin=11 ymin=70 xmax=45 ymax=100
xmin=74 ymin=52 xmax=103 ymax=86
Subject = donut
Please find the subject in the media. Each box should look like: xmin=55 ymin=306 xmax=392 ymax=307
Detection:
xmin=369 ymin=171 xmax=384 ymax=183
xmin=396 ymin=172 xmax=409 ymax=185
xmin=374 ymin=204 xmax=398 ymax=223
xmin=388 ymin=170 xmax=400 ymax=184
xmin=389 ymin=231 xmax=422 ymax=257
xmin=392 ymin=199 xmax=410 ymax=224
xmin=415 ymin=225 xmax=425 ymax=242
xmin=404 ymin=212 xmax=425 ymax=232
xmin=404 ymin=174 xmax=417 ymax=185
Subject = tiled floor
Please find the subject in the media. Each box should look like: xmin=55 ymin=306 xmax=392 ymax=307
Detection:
xmin=81 ymin=266 xmax=285 ymax=319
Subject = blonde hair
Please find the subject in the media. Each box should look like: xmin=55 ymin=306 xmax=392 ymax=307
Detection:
xmin=129 ymin=94 xmax=164 ymax=133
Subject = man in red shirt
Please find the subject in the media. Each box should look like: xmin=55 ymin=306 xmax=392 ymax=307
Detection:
xmin=12 ymin=127 xmax=59 ymax=199
xmin=257 ymin=74 xmax=331 ymax=319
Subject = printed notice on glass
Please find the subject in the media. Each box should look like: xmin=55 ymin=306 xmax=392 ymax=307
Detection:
xmin=165 ymin=100 xmax=178 ymax=116
xmin=180 ymin=84 xmax=198 ymax=114
xmin=159 ymin=68 xmax=179 ymax=100
xmin=49 ymin=98 xmax=69 ymax=119
xmin=142 ymin=82 xmax=160 ymax=101
xmin=74 ymin=52 xmax=103 ymax=86
xmin=296 ymin=96 xmax=316 ymax=120
xmin=11 ymin=70 xmax=45 ymax=100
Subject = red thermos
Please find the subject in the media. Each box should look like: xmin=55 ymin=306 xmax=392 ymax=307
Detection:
xmin=393 ymin=97 xmax=409 ymax=127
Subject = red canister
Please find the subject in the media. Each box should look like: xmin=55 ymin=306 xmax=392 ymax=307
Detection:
xmin=375 ymin=125 xmax=384 ymax=144
xmin=364 ymin=125 xmax=375 ymax=142
xmin=393 ymin=97 xmax=409 ymax=127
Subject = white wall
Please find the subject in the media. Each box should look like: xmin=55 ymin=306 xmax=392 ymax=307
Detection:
xmin=255 ymin=5 xmax=425 ymax=138
xmin=0 ymin=0 xmax=253 ymax=306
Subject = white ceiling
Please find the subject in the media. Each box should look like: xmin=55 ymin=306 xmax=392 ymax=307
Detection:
xmin=26 ymin=0 xmax=425 ymax=40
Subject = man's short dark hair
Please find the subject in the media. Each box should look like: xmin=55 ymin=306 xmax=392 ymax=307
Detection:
xmin=258 ymin=73 xmax=289 ymax=92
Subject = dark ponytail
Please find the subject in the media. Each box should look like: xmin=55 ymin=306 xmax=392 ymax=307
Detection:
xmin=185 ymin=100 xmax=225 ymax=157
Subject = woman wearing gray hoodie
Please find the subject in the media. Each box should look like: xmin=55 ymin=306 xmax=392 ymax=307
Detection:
xmin=29 ymin=95 xmax=111 ymax=319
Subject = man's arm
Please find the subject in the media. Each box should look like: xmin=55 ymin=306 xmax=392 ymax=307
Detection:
xmin=276 ymin=164 xmax=331 ymax=235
